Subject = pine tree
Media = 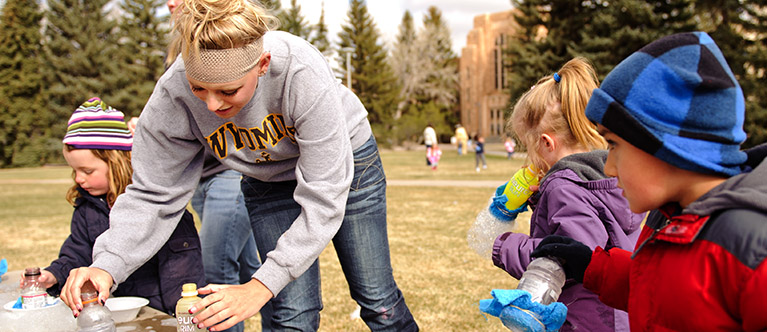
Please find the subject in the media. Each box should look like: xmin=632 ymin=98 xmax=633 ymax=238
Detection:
xmin=505 ymin=0 xmax=695 ymax=101
xmin=390 ymin=10 xmax=418 ymax=116
xmin=279 ymin=0 xmax=310 ymax=39
xmin=337 ymin=0 xmax=400 ymax=144
xmin=694 ymin=0 xmax=767 ymax=147
xmin=390 ymin=7 xmax=459 ymax=143
xmin=505 ymin=0 xmax=551 ymax=103
xmin=578 ymin=0 xmax=696 ymax=80
xmin=42 ymin=0 xmax=121 ymax=164
xmin=111 ymin=0 xmax=169 ymax=118
xmin=309 ymin=1 xmax=331 ymax=56
xmin=0 ymin=0 xmax=45 ymax=167
xmin=418 ymin=6 xmax=458 ymax=108
xmin=389 ymin=10 xmax=422 ymax=141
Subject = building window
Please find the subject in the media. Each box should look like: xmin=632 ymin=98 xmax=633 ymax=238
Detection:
xmin=490 ymin=108 xmax=505 ymax=136
xmin=494 ymin=34 xmax=508 ymax=91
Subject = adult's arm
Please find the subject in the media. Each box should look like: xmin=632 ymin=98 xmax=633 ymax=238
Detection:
xmin=252 ymin=79 xmax=354 ymax=296
xmin=92 ymin=96 xmax=204 ymax=286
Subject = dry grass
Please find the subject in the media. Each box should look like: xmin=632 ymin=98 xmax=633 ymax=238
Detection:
xmin=0 ymin=146 xmax=530 ymax=331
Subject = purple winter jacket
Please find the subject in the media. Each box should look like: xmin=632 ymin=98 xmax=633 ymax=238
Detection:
xmin=492 ymin=150 xmax=643 ymax=332
xmin=45 ymin=187 xmax=205 ymax=315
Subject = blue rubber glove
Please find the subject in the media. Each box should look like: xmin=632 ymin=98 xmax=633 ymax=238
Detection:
xmin=532 ymin=235 xmax=592 ymax=283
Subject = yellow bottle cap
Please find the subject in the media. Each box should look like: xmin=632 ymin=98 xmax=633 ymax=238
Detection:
xmin=181 ymin=283 xmax=198 ymax=297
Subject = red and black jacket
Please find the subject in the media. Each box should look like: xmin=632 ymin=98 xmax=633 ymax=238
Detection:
xmin=583 ymin=149 xmax=767 ymax=331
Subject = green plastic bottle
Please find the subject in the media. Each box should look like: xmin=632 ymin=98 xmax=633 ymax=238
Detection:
xmin=501 ymin=164 xmax=539 ymax=210
xmin=175 ymin=283 xmax=204 ymax=332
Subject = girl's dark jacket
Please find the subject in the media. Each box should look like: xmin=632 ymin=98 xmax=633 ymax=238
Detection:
xmin=45 ymin=187 xmax=205 ymax=315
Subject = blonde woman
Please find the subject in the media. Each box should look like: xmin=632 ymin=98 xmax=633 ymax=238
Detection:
xmin=59 ymin=0 xmax=418 ymax=331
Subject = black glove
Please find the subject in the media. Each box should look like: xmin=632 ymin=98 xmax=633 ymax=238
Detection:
xmin=531 ymin=235 xmax=592 ymax=283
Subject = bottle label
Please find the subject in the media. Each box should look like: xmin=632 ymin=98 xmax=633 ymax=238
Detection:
xmin=176 ymin=313 xmax=205 ymax=332
xmin=502 ymin=167 xmax=538 ymax=210
xmin=21 ymin=292 xmax=47 ymax=309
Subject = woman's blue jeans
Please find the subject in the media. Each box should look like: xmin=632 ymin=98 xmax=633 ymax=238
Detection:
xmin=242 ymin=136 xmax=418 ymax=331
xmin=192 ymin=169 xmax=272 ymax=332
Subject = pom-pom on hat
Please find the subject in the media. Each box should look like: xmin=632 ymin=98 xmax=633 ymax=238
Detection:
xmin=62 ymin=97 xmax=133 ymax=151
xmin=585 ymin=31 xmax=746 ymax=177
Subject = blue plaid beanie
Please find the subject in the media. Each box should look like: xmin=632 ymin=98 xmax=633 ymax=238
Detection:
xmin=585 ymin=31 xmax=746 ymax=176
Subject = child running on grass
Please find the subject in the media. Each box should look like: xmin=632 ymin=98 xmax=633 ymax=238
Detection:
xmin=39 ymin=97 xmax=205 ymax=315
xmin=492 ymin=57 xmax=644 ymax=331
xmin=533 ymin=31 xmax=767 ymax=331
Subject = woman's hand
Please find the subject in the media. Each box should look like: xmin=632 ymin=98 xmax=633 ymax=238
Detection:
xmin=60 ymin=267 xmax=113 ymax=316
xmin=191 ymin=279 xmax=273 ymax=331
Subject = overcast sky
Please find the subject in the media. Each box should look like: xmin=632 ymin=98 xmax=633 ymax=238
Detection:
xmin=287 ymin=0 xmax=514 ymax=56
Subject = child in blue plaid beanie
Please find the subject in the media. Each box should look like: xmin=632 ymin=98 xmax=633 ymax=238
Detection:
xmin=532 ymin=32 xmax=767 ymax=331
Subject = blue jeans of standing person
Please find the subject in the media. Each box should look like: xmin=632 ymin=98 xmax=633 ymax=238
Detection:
xmin=241 ymin=135 xmax=418 ymax=331
xmin=192 ymin=169 xmax=272 ymax=332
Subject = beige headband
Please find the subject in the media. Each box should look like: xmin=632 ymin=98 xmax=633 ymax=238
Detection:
xmin=184 ymin=40 xmax=263 ymax=83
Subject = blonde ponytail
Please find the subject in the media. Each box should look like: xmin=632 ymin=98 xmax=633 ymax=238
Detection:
xmin=509 ymin=57 xmax=605 ymax=171
xmin=558 ymin=57 xmax=606 ymax=150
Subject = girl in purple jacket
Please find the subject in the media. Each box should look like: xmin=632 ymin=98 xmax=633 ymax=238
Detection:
xmin=492 ymin=58 xmax=644 ymax=331
xmin=38 ymin=98 xmax=205 ymax=315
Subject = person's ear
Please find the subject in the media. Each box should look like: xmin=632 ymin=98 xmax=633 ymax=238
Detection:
xmin=257 ymin=52 xmax=271 ymax=76
xmin=540 ymin=133 xmax=556 ymax=152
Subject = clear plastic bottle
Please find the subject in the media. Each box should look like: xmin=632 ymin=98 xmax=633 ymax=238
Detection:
xmin=21 ymin=267 xmax=47 ymax=309
xmin=516 ymin=257 xmax=565 ymax=305
xmin=176 ymin=283 xmax=205 ymax=332
xmin=467 ymin=197 xmax=517 ymax=260
xmin=501 ymin=257 xmax=566 ymax=332
xmin=467 ymin=165 xmax=539 ymax=260
xmin=76 ymin=280 xmax=116 ymax=332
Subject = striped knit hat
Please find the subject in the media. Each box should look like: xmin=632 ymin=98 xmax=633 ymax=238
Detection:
xmin=585 ymin=32 xmax=746 ymax=177
xmin=62 ymin=97 xmax=133 ymax=151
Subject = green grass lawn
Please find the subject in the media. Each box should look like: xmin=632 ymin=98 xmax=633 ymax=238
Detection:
xmin=0 ymin=146 xmax=530 ymax=331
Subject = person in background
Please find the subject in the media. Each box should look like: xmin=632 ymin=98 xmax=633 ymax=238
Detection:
xmin=427 ymin=144 xmax=442 ymax=171
xmin=493 ymin=58 xmax=643 ymax=331
xmin=532 ymin=31 xmax=767 ymax=331
xmin=474 ymin=134 xmax=487 ymax=172
xmin=423 ymin=123 xmax=437 ymax=166
xmin=504 ymin=136 xmax=516 ymax=159
xmin=39 ymin=97 xmax=205 ymax=315
xmin=59 ymin=0 xmax=418 ymax=331
xmin=455 ymin=124 xmax=469 ymax=155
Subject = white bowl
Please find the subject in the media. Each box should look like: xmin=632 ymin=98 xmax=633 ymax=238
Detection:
xmin=104 ymin=296 xmax=149 ymax=323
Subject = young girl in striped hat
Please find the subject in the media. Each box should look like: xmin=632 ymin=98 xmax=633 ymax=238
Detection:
xmin=37 ymin=97 xmax=205 ymax=315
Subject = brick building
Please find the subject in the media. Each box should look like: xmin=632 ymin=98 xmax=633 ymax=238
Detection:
xmin=459 ymin=10 xmax=518 ymax=141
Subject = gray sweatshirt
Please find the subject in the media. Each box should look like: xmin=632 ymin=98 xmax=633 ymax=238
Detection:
xmin=92 ymin=31 xmax=372 ymax=295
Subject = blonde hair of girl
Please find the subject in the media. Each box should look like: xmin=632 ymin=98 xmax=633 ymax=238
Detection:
xmin=509 ymin=57 xmax=605 ymax=173
xmin=166 ymin=0 xmax=277 ymax=67
xmin=64 ymin=146 xmax=133 ymax=207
